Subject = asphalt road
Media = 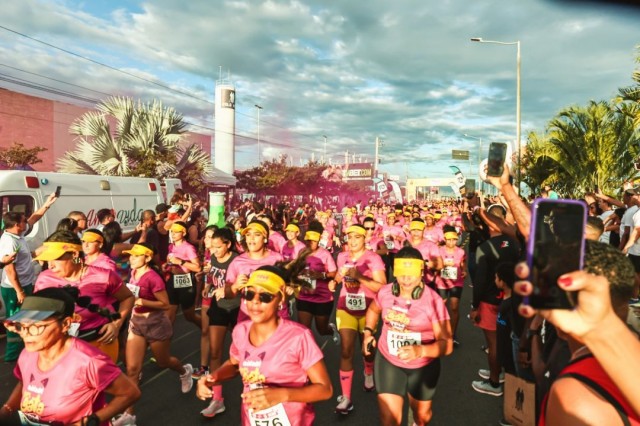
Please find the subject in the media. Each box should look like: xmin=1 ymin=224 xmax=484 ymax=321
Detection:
xmin=0 ymin=279 xmax=503 ymax=426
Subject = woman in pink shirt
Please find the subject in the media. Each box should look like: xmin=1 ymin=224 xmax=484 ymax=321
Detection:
xmin=363 ymin=247 xmax=453 ymax=426
xmin=196 ymin=266 xmax=332 ymax=426
xmin=281 ymin=223 xmax=306 ymax=262
xmin=81 ymin=229 xmax=117 ymax=272
xmin=1 ymin=287 xmax=139 ymax=425
xmin=436 ymin=227 xmax=466 ymax=344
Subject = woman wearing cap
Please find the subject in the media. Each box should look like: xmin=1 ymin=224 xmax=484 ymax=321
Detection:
xmin=435 ymin=226 xmax=466 ymax=344
xmin=408 ymin=219 xmax=444 ymax=290
xmin=328 ymin=224 xmax=386 ymax=414
xmin=34 ymin=231 xmax=134 ymax=363
xmin=423 ymin=214 xmax=444 ymax=246
xmin=196 ymin=266 xmax=332 ymax=426
xmin=227 ymin=219 xmax=285 ymax=323
xmin=116 ymin=243 xmax=194 ymax=426
xmin=282 ymin=223 xmax=305 ymax=262
xmin=164 ymin=220 xmax=202 ymax=328
xmin=198 ymin=226 xmax=239 ymax=418
xmin=1 ymin=288 xmax=140 ymax=425
xmin=362 ymin=247 xmax=453 ymax=426
xmin=294 ymin=221 xmax=338 ymax=338
xmin=82 ymin=229 xmax=117 ymax=272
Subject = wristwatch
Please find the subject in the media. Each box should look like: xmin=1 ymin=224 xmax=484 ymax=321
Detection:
xmin=83 ymin=414 xmax=101 ymax=426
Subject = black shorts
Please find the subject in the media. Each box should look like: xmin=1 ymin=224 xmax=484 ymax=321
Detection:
xmin=374 ymin=352 xmax=440 ymax=401
xmin=166 ymin=273 xmax=197 ymax=309
xmin=207 ymin=300 xmax=239 ymax=328
xmin=296 ymin=299 xmax=334 ymax=317
xmin=628 ymin=254 xmax=640 ymax=273
xmin=449 ymin=286 xmax=463 ymax=299
xmin=436 ymin=288 xmax=449 ymax=300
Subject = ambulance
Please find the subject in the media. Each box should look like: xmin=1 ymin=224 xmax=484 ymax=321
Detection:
xmin=0 ymin=170 xmax=182 ymax=251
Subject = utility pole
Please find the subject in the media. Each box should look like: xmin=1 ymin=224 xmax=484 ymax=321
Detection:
xmin=374 ymin=137 xmax=383 ymax=179
xmin=254 ymin=104 xmax=263 ymax=164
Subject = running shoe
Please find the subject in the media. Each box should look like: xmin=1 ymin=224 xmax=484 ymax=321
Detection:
xmin=192 ymin=366 xmax=209 ymax=380
xmin=478 ymin=369 xmax=505 ymax=383
xmin=111 ymin=413 xmax=137 ymax=426
xmin=201 ymin=399 xmax=226 ymax=418
xmin=329 ymin=323 xmax=340 ymax=345
xmin=180 ymin=364 xmax=194 ymax=393
xmin=335 ymin=395 xmax=353 ymax=414
xmin=363 ymin=372 xmax=375 ymax=392
xmin=471 ymin=379 xmax=503 ymax=396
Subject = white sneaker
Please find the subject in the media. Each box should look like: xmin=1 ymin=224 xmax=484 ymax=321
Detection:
xmin=111 ymin=413 xmax=137 ymax=426
xmin=363 ymin=372 xmax=375 ymax=392
xmin=335 ymin=395 xmax=353 ymax=414
xmin=201 ymin=398 xmax=226 ymax=418
xmin=180 ymin=364 xmax=194 ymax=393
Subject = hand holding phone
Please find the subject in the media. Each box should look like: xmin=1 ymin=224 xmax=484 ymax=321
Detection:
xmin=487 ymin=143 xmax=508 ymax=177
xmin=526 ymin=199 xmax=587 ymax=309
xmin=54 ymin=186 xmax=62 ymax=198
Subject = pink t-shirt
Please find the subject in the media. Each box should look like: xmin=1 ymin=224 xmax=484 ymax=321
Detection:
xmin=423 ymin=227 xmax=444 ymax=245
xmin=374 ymin=284 xmax=450 ymax=368
xmin=336 ymin=250 xmax=385 ymax=315
xmin=436 ymin=246 xmax=466 ymax=289
xmin=168 ymin=241 xmax=198 ymax=273
xmin=14 ymin=338 xmax=122 ymax=425
xmin=318 ymin=229 xmax=335 ymax=251
xmin=226 ymin=251 xmax=287 ymax=322
xmin=281 ymin=240 xmax=306 ymax=262
xmin=381 ymin=224 xmax=405 ymax=251
xmin=35 ymin=266 xmax=123 ymax=331
xmin=86 ymin=253 xmax=116 ymax=272
xmin=414 ymin=240 xmax=441 ymax=284
xmin=230 ymin=320 xmax=324 ymax=426
xmin=268 ymin=232 xmax=287 ymax=254
xmin=129 ymin=268 xmax=166 ymax=314
xmin=297 ymin=247 xmax=337 ymax=304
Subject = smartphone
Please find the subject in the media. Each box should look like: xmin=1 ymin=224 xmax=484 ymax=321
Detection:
xmin=464 ymin=179 xmax=476 ymax=197
xmin=185 ymin=193 xmax=191 ymax=201
xmin=487 ymin=143 xmax=508 ymax=177
xmin=54 ymin=186 xmax=62 ymax=198
xmin=526 ymin=199 xmax=587 ymax=309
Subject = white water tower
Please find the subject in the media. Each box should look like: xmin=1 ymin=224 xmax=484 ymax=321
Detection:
xmin=214 ymin=77 xmax=236 ymax=175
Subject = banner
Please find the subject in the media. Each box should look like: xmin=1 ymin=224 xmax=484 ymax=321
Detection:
xmin=449 ymin=165 xmax=466 ymax=196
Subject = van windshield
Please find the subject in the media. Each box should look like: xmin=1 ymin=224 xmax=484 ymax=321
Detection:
xmin=0 ymin=195 xmax=35 ymax=237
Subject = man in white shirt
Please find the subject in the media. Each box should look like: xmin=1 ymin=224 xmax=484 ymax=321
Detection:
xmin=621 ymin=187 xmax=640 ymax=299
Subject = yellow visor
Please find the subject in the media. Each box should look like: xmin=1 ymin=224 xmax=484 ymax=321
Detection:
xmin=237 ymin=270 xmax=285 ymax=298
xmin=170 ymin=223 xmax=187 ymax=233
xmin=285 ymin=224 xmax=300 ymax=233
xmin=241 ymin=222 xmax=269 ymax=237
xmin=81 ymin=232 xmax=103 ymax=243
xmin=444 ymin=232 xmax=458 ymax=240
xmin=393 ymin=258 xmax=424 ymax=277
xmin=409 ymin=221 xmax=426 ymax=231
xmin=35 ymin=242 xmax=82 ymax=261
xmin=346 ymin=225 xmax=366 ymax=236
xmin=123 ymin=244 xmax=154 ymax=257
xmin=305 ymin=231 xmax=321 ymax=242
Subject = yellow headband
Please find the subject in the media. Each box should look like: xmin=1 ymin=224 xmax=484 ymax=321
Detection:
xmin=81 ymin=232 xmax=103 ymax=243
xmin=305 ymin=231 xmax=321 ymax=242
xmin=393 ymin=258 xmax=424 ymax=278
xmin=409 ymin=221 xmax=426 ymax=231
xmin=444 ymin=232 xmax=458 ymax=240
xmin=285 ymin=223 xmax=300 ymax=233
xmin=387 ymin=212 xmax=396 ymax=218
xmin=346 ymin=225 xmax=366 ymax=236
xmin=35 ymin=242 xmax=82 ymax=261
xmin=170 ymin=223 xmax=187 ymax=233
xmin=238 ymin=270 xmax=285 ymax=298
xmin=241 ymin=222 xmax=269 ymax=237
xmin=123 ymin=244 xmax=154 ymax=257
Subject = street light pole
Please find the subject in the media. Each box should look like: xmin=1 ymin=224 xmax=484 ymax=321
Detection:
xmin=323 ymin=135 xmax=327 ymax=164
xmin=254 ymin=104 xmax=263 ymax=164
xmin=464 ymin=133 xmax=483 ymax=191
xmin=471 ymin=37 xmax=521 ymax=194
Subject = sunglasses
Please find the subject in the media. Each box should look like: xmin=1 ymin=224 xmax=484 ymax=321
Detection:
xmin=241 ymin=289 xmax=276 ymax=304
xmin=364 ymin=227 xmax=375 ymax=231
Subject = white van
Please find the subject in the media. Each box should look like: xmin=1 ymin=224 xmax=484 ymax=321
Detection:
xmin=0 ymin=171 xmax=182 ymax=251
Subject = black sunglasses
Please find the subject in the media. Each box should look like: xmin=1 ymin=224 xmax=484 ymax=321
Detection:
xmin=364 ymin=226 xmax=375 ymax=230
xmin=241 ymin=289 xmax=276 ymax=304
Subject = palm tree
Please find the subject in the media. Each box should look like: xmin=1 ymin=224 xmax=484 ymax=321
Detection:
xmin=58 ymin=96 xmax=212 ymax=191
xmin=618 ymin=46 xmax=640 ymax=127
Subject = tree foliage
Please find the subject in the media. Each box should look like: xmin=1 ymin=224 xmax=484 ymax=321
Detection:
xmin=57 ymin=96 xmax=212 ymax=193
xmin=0 ymin=142 xmax=47 ymax=169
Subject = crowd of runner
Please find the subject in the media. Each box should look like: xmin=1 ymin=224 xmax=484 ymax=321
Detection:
xmin=1 ymin=166 xmax=639 ymax=425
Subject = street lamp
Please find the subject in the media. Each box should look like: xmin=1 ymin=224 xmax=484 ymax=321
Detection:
xmin=254 ymin=104 xmax=263 ymax=164
xmin=464 ymin=133 xmax=483 ymax=191
xmin=471 ymin=37 xmax=521 ymax=194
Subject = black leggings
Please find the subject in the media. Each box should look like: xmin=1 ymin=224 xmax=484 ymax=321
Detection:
xmin=374 ymin=352 xmax=440 ymax=400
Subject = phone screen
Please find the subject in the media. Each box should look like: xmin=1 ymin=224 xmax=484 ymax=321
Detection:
xmin=55 ymin=186 xmax=62 ymax=198
xmin=526 ymin=199 xmax=586 ymax=309
xmin=464 ymin=179 xmax=476 ymax=197
xmin=487 ymin=143 xmax=507 ymax=177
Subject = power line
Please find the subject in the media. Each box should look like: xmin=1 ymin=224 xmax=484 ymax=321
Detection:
xmin=0 ymin=24 xmax=215 ymax=106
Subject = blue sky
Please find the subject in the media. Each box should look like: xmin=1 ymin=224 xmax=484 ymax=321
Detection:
xmin=1 ymin=0 xmax=639 ymax=182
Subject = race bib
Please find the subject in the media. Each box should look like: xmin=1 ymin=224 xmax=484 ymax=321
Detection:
xmin=387 ymin=330 xmax=421 ymax=356
xmin=441 ymin=266 xmax=458 ymax=280
xmin=126 ymin=283 xmax=141 ymax=298
xmin=249 ymin=403 xmax=292 ymax=426
xmin=173 ymin=273 xmax=193 ymax=289
xmin=346 ymin=291 xmax=366 ymax=311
